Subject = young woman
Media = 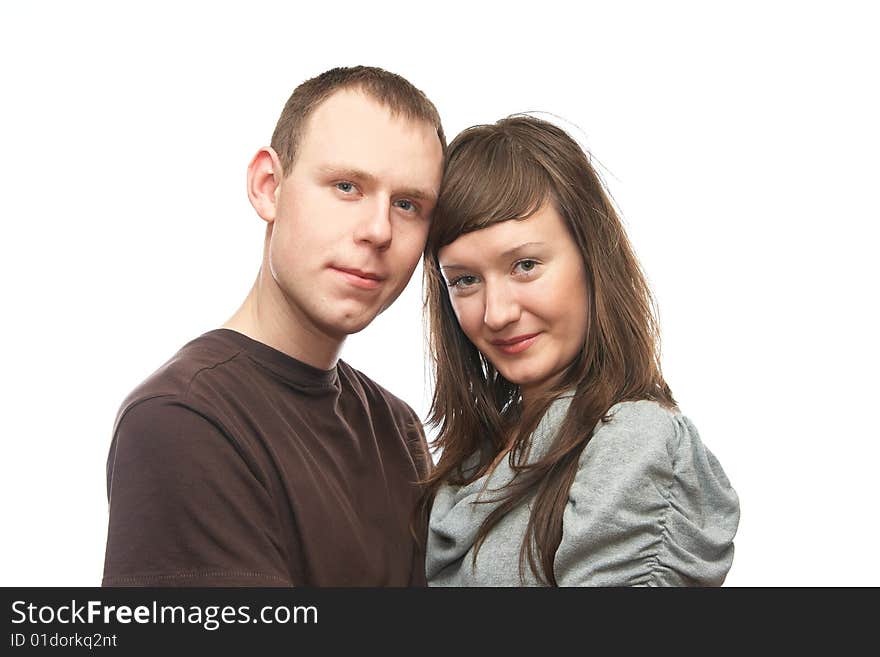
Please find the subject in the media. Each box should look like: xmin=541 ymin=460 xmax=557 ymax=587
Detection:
xmin=421 ymin=116 xmax=739 ymax=586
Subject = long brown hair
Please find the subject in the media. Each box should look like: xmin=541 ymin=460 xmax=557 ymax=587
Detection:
xmin=420 ymin=115 xmax=675 ymax=585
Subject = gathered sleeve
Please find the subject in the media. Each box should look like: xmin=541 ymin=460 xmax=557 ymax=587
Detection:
xmin=554 ymin=401 xmax=739 ymax=586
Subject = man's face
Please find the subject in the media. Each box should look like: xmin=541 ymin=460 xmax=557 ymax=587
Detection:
xmin=266 ymin=89 xmax=443 ymax=341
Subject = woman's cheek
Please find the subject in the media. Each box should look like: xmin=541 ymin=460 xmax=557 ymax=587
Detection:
xmin=453 ymin=297 xmax=481 ymax=338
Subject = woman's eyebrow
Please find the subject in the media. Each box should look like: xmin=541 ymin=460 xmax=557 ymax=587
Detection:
xmin=439 ymin=242 xmax=546 ymax=271
xmin=499 ymin=242 xmax=546 ymax=258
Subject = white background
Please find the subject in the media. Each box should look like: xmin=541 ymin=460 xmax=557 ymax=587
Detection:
xmin=2 ymin=1 xmax=877 ymax=586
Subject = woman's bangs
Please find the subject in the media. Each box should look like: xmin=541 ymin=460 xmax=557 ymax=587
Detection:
xmin=434 ymin=136 xmax=552 ymax=248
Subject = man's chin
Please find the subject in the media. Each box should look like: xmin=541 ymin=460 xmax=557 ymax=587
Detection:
xmin=320 ymin=311 xmax=378 ymax=338
xmin=327 ymin=293 xmax=402 ymax=336
xmin=312 ymin=292 xmax=400 ymax=338
xmin=340 ymin=320 xmax=373 ymax=336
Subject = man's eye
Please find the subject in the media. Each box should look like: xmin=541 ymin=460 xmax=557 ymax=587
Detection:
xmin=335 ymin=182 xmax=356 ymax=193
xmin=394 ymin=199 xmax=416 ymax=212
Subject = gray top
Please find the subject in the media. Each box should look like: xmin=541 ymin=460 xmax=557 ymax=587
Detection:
xmin=426 ymin=395 xmax=740 ymax=586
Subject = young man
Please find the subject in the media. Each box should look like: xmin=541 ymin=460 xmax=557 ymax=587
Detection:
xmin=102 ymin=67 xmax=445 ymax=586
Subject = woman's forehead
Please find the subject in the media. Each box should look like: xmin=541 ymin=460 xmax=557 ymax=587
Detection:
xmin=437 ymin=205 xmax=568 ymax=266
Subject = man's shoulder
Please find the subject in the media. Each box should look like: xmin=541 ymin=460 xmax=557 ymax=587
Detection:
xmin=337 ymin=360 xmax=429 ymax=473
xmin=336 ymin=359 xmax=418 ymax=418
xmin=116 ymin=330 xmax=250 ymax=422
xmin=336 ymin=361 xmax=425 ymax=441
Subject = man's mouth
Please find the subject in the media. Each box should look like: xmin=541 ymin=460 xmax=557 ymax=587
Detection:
xmin=331 ymin=266 xmax=385 ymax=290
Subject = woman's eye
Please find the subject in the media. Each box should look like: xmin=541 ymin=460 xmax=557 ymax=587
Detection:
xmin=514 ymin=259 xmax=539 ymax=274
xmin=394 ymin=199 xmax=416 ymax=212
xmin=449 ymin=275 xmax=478 ymax=289
xmin=335 ymin=182 xmax=356 ymax=193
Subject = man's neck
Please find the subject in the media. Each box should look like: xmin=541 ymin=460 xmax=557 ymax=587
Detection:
xmin=223 ymin=270 xmax=343 ymax=371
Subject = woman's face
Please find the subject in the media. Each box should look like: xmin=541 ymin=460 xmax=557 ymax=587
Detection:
xmin=437 ymin=202 xmax=590 ymax=404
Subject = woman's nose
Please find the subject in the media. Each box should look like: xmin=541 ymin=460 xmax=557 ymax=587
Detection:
xmin=483 ymin=281 xmax=521 ymax=331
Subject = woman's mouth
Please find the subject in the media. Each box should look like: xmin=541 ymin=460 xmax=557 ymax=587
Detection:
xmin=491 ymin=333 xmax=540 ymax=355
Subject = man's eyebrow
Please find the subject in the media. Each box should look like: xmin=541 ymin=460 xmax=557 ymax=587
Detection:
xmin=318 ymin=165 xmax=437 ymax=203
xmin=399 ymin=186 xmax=438 ymax=203
xmin=440 ymin=242 xmax=547 ymax=271
xmin=319 ymin=165 xmax=378 ymax=186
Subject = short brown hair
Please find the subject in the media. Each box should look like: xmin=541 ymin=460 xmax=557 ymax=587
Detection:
xmin=270 ymin=66 xmax=446 ymax=175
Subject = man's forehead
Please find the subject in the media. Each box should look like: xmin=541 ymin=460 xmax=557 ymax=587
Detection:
xmin=295 ymin=89 xmax=442 ymax=190
xmin=302 ymin=88 xmax=427 ymax=144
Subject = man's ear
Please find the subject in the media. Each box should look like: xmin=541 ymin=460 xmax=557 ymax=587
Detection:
xmin=247 ymin=147 xmax=283 ymax=223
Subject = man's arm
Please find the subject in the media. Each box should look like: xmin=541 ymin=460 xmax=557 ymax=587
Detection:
xmin=103 ymin=397 xmax=291 ymax=586
xmin=399 ymin=405 xmax=431 ymax=587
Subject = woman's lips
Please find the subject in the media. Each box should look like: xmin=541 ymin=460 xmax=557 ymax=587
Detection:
xmin=492 ymin=333 xmax=540 ymax=355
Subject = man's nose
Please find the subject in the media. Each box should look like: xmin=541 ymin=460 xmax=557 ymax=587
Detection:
xmin=353 ymin=197 xmax=393 ymax=250
xmin=483 ymin=280 xmax=521 ymax=331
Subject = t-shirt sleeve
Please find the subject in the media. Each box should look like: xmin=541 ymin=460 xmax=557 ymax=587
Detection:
xmin=554 ymin=402 xmax=740 ymax=587
xmin=102 ymin=397 xmax=292 ymax=586
xmin=395 ymin=401 xmax=432 ymax=480
xmin=396 ymin=402 xmax=431 ymax=587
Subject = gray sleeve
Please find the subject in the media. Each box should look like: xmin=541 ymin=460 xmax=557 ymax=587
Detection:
xmin=554 ymin=401 xmax=739 ymax=587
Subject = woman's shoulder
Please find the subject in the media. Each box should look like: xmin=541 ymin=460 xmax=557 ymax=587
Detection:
xmin=582 ymin=399 xmax=683 ymax=470
xmin=602 ymin=399 xmax=681 ymax=434
xmin=595 ymin=400 xmax=731 ymax=476
xmin=585 ymin=399 xmax=735 ymax=496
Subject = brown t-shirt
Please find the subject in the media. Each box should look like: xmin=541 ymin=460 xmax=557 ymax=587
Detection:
xmin=102 ymin=329 xmax=431 ymax=586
